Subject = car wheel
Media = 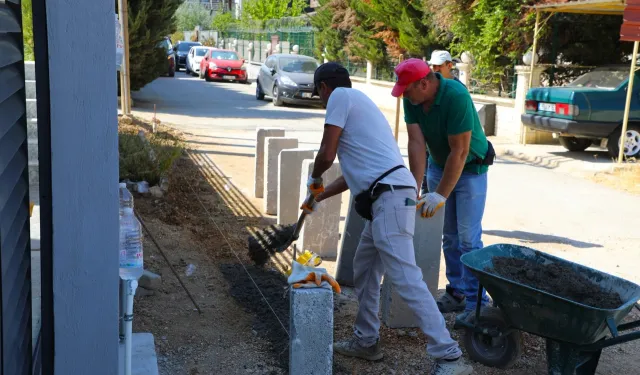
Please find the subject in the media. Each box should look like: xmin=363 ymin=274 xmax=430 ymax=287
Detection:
xmin=558 ymin=136 xmax=592 ymax=152
xmin=608 ymin=124 xmax=640 ymax=159
xmin=256 ymin=80 xmax=265 ymax=100
xmin=185 ymin=64 xmax=190 ymax=75
xmin=198 ymin=68 xmax=204 ymax=79
xmin=204 ymin=69 xmax=212 ymax=82
xmin=272 ymin=84 xmax=284 ymax=107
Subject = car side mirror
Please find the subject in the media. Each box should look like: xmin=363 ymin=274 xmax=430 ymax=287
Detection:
xmin=242 ymin=59 xmax=246 ymax=63
xmin=270 ymin=68 xmax=277 ymax=75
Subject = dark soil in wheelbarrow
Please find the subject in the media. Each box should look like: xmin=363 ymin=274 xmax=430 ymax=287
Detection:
xmin=490 ymin=257 xmax=624 ymax=309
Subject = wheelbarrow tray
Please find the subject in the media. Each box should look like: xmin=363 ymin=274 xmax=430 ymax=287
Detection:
xmin=461 ymin=244 xmax=640 ymax=345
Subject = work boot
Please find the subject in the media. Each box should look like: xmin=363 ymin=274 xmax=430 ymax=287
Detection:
xmin=333 ymin=336 xmax=383 ymax=361
xmin=437 ymin=286 xmax=466 ymax=313
xmin=429 ymin=357 xmax=473 ymax=375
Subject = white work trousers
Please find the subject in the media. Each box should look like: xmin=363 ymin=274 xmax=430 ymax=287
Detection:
xmin=353 ymin=188 xmax=461 ymax=360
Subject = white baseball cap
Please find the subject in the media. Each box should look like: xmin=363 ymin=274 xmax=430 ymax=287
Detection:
xmin=428 ymin=50 xmax=453 ymax=66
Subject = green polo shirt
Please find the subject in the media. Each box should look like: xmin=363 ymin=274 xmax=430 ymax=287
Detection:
xmin=404 ymin=74 xmax=489 ymax=175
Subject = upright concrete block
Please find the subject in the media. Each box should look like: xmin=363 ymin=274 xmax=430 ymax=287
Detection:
xmin=381 ymin=208 xmax=444 ymax=328
xmin=277 ymin=148 xmax=315 ymax=225
xmin=289 ymin=288 xmax=333 ymax=375
xmin=254 ymin=128 xmax=285 ymax=198
xmin=298 ymin=160 xmax=342 ymax=258
xmin=335 ymin=196 xmax=367 ymax=286
xmin=264 ymin=137 xmax=298 ymax=215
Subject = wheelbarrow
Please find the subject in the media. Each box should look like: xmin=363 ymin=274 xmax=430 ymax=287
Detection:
xmin=458 ymin=244 xmax=640 ymax=375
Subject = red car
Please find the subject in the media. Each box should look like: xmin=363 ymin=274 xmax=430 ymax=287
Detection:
xmin=200 ymin=49 xmax=249 ymax=83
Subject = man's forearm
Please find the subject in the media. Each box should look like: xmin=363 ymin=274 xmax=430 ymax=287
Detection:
xmin=311 ymin=149 xmax=335 ymax=179
xmin=316 ymin=176 xmax=348 ymax=202
xmin=435 ymin=151 xmax=466 ymax=198
xmin=408 ymin=140 xmax=426 ymax=192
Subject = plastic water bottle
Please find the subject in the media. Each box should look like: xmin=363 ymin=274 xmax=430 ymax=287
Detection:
xmin=119 ymin=207 xmax=143 ymax=280
xmin=119 ymin=183 xmax=134 ymax=216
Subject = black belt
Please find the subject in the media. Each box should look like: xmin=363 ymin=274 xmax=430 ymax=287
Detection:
xmin=371 ymin=184 xmax=416 ymax=199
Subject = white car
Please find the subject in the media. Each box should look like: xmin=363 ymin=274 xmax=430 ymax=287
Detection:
xmin=185 ymin=46 xmax=213 ymax=76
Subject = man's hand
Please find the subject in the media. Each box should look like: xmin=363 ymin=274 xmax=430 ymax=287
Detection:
xmin=417 ymin=192 xmax=446 ymax=218
xmin=306 ymin=175 xmax=325 ymax=197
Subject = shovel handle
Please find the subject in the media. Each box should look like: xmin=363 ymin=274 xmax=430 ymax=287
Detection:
xmin=292 ymin=194 xmax=316 ymax=240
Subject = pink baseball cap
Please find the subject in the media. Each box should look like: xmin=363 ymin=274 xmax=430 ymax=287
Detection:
xmin=391 ymin=58 xmax=432 ymax=97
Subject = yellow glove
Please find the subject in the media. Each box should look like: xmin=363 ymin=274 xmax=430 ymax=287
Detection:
xmin=416 ymin=192 xmax=446 ymax=218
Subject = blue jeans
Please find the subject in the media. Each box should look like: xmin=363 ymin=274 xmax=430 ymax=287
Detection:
xmin=427 ymin=164 xmax=490 ymax=311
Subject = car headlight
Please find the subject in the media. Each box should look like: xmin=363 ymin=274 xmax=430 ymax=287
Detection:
xmin=281 ymin=76 xmax=297 ymax=86
xmin=209 ymin=62 xmax=217 ymax=69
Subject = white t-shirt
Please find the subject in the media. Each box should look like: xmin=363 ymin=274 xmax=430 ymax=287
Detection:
xmin=324 ymin=87 xmax=416 ymax=193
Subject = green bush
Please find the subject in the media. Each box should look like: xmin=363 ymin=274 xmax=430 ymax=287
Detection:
xmin=119 ymin=129 xmax=183 ymax=186
xmin=22 ymin=0 xmax=34 ymax=61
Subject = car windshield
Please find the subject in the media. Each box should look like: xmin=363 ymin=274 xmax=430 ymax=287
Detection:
xmin=279 ymin=58 xmax=318 ymax=74
xmin=195 ymin=48 xmax=208 ymax=57
xmin=178 ymin=43 xmax=200 ymax=52
xmin=211 ymin=51 xmax=240 ymax=60
xmin=566 ymin=67 xmax=629 ymax=90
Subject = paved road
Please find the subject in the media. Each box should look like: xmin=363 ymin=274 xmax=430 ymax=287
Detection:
xmin=132 ymin=72 xmax=640 ymax=284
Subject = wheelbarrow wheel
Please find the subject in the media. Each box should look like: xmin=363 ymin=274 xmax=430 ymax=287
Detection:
xmin=463 ymin=307 xmax=523 ymax=369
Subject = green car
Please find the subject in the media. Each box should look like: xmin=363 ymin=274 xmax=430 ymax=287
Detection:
xmin=522 ymin=65 xmax=640 ymax=158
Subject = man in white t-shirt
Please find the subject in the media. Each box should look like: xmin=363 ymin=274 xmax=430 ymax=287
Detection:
xmin=305 ymin=62 xmax=472 ymax=375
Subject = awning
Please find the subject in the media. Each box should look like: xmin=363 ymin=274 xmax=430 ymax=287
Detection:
xmin=529 ymin=0 xmax=625 ymax=15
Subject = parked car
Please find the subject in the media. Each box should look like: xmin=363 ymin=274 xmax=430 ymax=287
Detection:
xmin=186 ymin=46 xmax=213 ymax=76
xmin=156 ymin=37 xmax=175 ymax=77
xmin=256 ymin=54 xmax=321 ymax=107
xmin=173 ymin=41 xmax=202 ymax=71
xmin=522 ymin=65 xmax=640 ymax=158
xmin=199 ymin=49 xmax=249 ymax=83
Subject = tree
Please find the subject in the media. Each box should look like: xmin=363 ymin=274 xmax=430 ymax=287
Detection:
xmin=311 ymin=0 xmax=354 ymax=62
xmin=241 ymin=0 xmax=308 ymax=24
xmin=211 ymin=11 xmax=237 ymax=32
xmin=126 ymin=0 xmax=182 ymax=90
xmin=175 ymin=2 xmax=214 ymax=32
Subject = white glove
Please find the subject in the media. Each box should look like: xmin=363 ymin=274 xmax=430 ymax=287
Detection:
xmin=416 ymin=192 xmax=446 ymax=218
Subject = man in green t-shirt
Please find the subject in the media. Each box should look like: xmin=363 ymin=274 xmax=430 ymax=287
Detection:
xmin=391 ymin=58 xmax=491 ymax=323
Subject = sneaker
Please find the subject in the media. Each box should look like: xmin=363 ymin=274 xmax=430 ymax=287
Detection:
xmin=437 ymin=286 xmax=466 ymax=313
xmin=430 ymin=357 xmax=473 ymax=375
xmin=333 ymin=337 xmax=383 ymax=361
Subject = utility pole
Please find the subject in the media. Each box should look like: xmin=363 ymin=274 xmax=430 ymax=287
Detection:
xmin=118 ymin=0 xmax=132 ymax=114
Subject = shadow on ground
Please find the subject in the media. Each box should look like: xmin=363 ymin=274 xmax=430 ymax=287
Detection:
xmin=483 ymin=229 xmax=603 ymax=249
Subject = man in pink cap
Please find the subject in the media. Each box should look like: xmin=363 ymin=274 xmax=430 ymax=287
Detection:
xmin=392 ymin=58 xmax=494 ymax=324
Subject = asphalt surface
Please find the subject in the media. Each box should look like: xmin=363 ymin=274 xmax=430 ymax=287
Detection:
xmin=132 ymin=71 xmax=640 ymax=285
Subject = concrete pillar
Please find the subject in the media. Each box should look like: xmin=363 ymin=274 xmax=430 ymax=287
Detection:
xmin=42 ymin=0 xmax=120 ymax=371
xmin=515 ymin=65 xmax=554 ymax=145
xmin=254 ymin=128 xmax=285 ymax=198
xmin=298 ymin=160 xmax=342 ymax=258
xmin=334 ymin=196 xmax=366 ymax=286
xmin=264 ymin=137 xmax=298 ymax=215
xmin=381 ymin=209 xmax=444 ymax=328
xmin=289 ymin=288 xmax=333 ymax=375
xmin=366 ymin=60 xmax=373 ymax=84
xmin=456 ymin=62 xmax=472 ymax=87
xmin=277 ymin=149 xmax=315 ymax=225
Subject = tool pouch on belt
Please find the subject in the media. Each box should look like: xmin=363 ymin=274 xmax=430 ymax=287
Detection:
xmin=354 ymin=165 xmax=405 ymax=220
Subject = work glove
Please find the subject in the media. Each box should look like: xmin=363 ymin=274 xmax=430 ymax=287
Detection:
xmin=300 ymin=195 xmax=317 ymax=215
xmin=288 ymin=261 xmax=341 ymax=294
xmin=306 ymin=175 xmax=325 ymax=197
xmin=416 ymin=192 xmax=446 ymax=218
